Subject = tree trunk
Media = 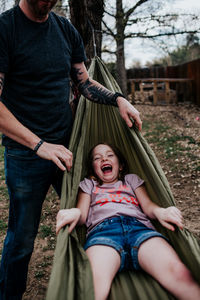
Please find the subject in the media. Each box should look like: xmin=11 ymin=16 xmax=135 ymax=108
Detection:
xmin=69 ymin=0 xmax=104 ymax=62
xmin=116 ymin=0 xmax=127 ymax=96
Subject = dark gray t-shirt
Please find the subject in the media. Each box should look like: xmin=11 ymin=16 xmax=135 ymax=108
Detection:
xmin=79 ymin=174 xmax=154 ymax=233
xmin=0 ymin=5 xmax=87 ymax=148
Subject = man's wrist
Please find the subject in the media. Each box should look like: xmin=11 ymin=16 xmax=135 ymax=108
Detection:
xmin=33 ymin=139 xmax=44 ymax=153
xmin=113 ymin=92 xmax=126 ymax=104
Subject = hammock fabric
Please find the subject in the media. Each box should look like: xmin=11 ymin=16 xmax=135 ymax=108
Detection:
xmin=46 ymin=57 xmax=200 ymax=300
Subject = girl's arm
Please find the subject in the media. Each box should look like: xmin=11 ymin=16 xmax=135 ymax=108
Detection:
xmin=135 ymin=185 xmax=184 ymax=231
xmin=56 ymin=190 xmax=91 ymax=234
xmin=76 ymin=190 xmax=91 ymax=225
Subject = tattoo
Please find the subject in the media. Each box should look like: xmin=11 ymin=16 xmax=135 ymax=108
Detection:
xmin=79 ymin=79 xmax=117 ymax=105
xmin=71 ymin=67 xmax=84 ymax=86
xmin=0 ymin=75 xmax=4 ymax=91
xmin=71 ymin=67 xmax=117 ymax=106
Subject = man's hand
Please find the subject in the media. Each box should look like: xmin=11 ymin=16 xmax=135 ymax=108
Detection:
xmin=36 ymin=142 xmax=73 ymax=171
xmin=56 ymin=208 xmax=81 ymax=234
xmin=116 ymin=97 xmax=142 ymax=131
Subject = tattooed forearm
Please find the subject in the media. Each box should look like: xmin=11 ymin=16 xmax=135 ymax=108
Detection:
xmin=71 ymin=66 xmax=84 ymax=86
xmin=71 ymin=66 xmax=118 ymax=106
xmin=79 ymin=78 xmax=119 ymax=106
xmin=0 ymin=74 xmax=4 ymax=93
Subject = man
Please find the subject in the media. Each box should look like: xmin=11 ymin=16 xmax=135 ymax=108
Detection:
xmin=0 ymin=0 xmax=142 ymax=299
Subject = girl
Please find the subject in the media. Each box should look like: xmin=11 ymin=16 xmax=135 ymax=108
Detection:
xmin=56 ymin=143 xmax=200 ymax=300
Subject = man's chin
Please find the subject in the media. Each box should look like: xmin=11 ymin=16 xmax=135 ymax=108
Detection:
xmin=35 ymin=9 xmax=50 ymax=20
xmin=35 ymin=3 xmax=55 ymax=18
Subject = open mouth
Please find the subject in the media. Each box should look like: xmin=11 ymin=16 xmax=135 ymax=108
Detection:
xmin=101 ymin=165 xmax=112 ymax=174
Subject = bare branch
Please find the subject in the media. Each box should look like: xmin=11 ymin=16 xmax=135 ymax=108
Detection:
xmin=125 ymin=30 xmax=200 ymax=39
xmin=125 ymin=0 xmax=149 ymax=22
xmin=127 ymin=13 xmax=199 ymax=25
xmin=102 ymin=48 xmax=116 ymax=55
xmin=104 ymin=9 xmax=115 ymax=18
xmin=102 ymin=20 xmax=116 ymax=38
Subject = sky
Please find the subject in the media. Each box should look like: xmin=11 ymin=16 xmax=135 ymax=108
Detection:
xmin=2 ymin=0 xmax=200 ymax=67
xmin=102 ymin=0 xmax=200 ymax=67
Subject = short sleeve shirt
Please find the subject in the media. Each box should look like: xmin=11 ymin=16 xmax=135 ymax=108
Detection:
xmin=79 ymin=174 xmax=154 ymax=233
xmin=0 ymin=6 xmax=87 ymax=147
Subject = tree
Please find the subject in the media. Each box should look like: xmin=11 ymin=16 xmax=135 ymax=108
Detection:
xmin=102 ymin=0 xmax=200 ymax=95
xmin=149 ymin=34 xmax=200 ymax=66
xmin=69 ymin=0 xmax=104 ymax=62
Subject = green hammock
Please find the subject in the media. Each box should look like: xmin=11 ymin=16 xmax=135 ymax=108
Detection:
xmin=46 ymin=57 xmax=200 ymax=300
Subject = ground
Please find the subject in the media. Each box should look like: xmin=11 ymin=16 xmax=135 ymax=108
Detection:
xmin=0 ymin=103 xmax=199 ymax=299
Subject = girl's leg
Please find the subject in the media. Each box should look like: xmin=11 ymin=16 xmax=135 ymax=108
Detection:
xmin=138 ymin=237 xmax=200 ymax=300
xmin=86 ymin=245 xmax=121 ymax=300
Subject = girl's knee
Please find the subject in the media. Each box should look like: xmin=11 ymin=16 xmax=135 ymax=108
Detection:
xmin=170 ymin=261 xmax=193 ymax=284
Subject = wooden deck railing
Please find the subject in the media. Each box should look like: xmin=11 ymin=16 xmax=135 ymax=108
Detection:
xmin=128 ymin=78 xmax=194 ymax=104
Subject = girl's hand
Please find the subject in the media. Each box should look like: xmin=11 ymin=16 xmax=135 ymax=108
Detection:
xmin=56 ymin=208 xmax=81 ymax=235
xmin=154 ymin=206 xmax=184 ymax=231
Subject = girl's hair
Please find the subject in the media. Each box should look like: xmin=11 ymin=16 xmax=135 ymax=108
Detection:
xmin=86 ymin=142 xmax=129 ymax=185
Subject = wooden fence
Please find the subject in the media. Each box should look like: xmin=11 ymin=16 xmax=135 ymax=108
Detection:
xmin=127 ymin=58 xmax=200 ymax=106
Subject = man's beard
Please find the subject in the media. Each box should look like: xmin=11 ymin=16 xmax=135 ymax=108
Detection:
xmin=27 ymin=0 xmax=57 ymax=20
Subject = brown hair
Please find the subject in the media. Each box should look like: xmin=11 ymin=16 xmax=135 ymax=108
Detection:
xmin=86 ymin=142 xmax=129 ymax=185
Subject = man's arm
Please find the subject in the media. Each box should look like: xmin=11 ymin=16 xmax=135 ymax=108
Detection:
xmin=71 ymin=62 xmax=142 ymax=131
xmin=0 ymin=73 xmax=72 ymax=171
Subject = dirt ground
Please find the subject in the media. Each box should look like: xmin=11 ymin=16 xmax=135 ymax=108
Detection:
xmin=140 ymin=103 xmax=200 ymax=237
xmin=0 ymin=103 xmax=200 ymax=299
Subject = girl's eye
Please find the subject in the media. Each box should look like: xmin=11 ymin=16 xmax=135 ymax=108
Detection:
xmin=94 ymin=157 xmax=100 ymax=161
xmin=108 ymin=154 xmax=114 ymax=157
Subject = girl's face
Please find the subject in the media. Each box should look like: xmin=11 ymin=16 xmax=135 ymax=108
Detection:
xmin=92 ymin=144 xmax=121 ymax=184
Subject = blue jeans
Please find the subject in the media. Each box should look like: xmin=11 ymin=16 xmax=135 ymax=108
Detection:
xmin=0 ymin=147 xmax=64 ymax=300
xmin=84 ymin=216 xmax=167 ymax=272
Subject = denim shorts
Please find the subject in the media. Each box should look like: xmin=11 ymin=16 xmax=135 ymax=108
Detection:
xmin=84 ymin=216 xmax=167 ymax=272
